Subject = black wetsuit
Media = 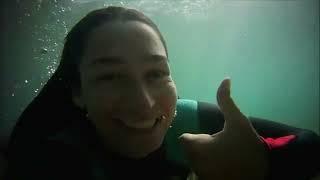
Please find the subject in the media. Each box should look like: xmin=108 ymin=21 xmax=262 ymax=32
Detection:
xmin=5 ymin=100 xmax=320 ymax=180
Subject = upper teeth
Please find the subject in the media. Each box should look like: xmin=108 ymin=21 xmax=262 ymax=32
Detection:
xmin=120 ymin=119 xmax=157 ymax=129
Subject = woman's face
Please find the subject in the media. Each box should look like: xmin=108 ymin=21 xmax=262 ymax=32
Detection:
xmin=72 ymin=21 xmax=178 ymax=158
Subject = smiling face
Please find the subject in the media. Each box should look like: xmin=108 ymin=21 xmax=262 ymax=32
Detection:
xmin=72 ymin=21 xmax=178 ymax=158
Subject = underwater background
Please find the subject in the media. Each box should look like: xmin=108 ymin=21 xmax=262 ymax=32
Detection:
xmin=1 ymin=0 xmax=319 ymax=146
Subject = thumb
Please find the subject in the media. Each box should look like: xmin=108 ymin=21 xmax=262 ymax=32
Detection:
xmin=217 ymin=78 xmax=243 ymax=122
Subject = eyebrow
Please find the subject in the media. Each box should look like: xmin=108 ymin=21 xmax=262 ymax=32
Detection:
xmin=89 ymin=54 xmax=168 ymax=67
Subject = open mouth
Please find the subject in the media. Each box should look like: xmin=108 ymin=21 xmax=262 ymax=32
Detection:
xmin=113 ymin=117 xmax=161 ymax=133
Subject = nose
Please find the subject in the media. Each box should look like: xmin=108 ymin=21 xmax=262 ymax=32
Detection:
xmin=126 ymin=84 xmax=156 ymax=116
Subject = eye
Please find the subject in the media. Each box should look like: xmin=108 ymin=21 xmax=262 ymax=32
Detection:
xmin=97 ymin=73 xmax=123 ymax=81
xmin=146 ymin=70 xmax=169 ymax=80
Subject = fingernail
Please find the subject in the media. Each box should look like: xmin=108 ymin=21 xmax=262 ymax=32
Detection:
xmin=225 ymin=78 xmax=231 ymax=90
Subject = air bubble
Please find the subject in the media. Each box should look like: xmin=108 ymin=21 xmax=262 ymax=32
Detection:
xmin=37 ymin=0 xmax=42 ymax=10
xmin=14 ymin=84 xmax=21 ymax=89
xmin=25 ymin=80 xmax=28 ymax=83
xmin=40 ymin=47 xmax=48 ymax=54
xmin=64 ymin=27 xmax=68 ymax=35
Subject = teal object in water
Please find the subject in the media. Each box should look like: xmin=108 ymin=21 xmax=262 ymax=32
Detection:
xmin=164 ymin=99 xmax=199 ymax=167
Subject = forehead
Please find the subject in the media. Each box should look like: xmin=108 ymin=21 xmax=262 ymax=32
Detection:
xmin=81 ymin=21 xmax=166 ymax=67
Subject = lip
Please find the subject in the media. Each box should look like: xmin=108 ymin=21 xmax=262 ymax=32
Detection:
xmin=113 ymin=118 xmax=160 ymax=134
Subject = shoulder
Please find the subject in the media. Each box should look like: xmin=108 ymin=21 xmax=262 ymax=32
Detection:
xmin=6 ymin=121 xmax=96 ymax=179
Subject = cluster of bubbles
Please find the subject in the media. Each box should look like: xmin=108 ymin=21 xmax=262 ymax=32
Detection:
xmin=101 ymin=0 xmax=214 ymax=17
xmin=10 ymin=0 xmax=215 ymax=99
xmin=12 ymin=0 xmax=72 ymax=98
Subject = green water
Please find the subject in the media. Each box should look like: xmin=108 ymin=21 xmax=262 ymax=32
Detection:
xmin=1 ymin=0 xmax=319 ymax=139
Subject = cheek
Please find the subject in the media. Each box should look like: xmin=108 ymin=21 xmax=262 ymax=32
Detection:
xmin=82 ymin=88 xmax=115 ymax=126
xmin=157 ymin=83 xmax=178 ymax=121
xmin=85 ymin=98 xmax=119 ymax=141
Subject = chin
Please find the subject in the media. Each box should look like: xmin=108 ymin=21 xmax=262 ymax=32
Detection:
xmin=122 ymin=138 xmax=164 ymax=159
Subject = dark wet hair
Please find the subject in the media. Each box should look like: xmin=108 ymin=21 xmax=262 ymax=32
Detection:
xmin=7 ymin=6 xmax=168 ymax=157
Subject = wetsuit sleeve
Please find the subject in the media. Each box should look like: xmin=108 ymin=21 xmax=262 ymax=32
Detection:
xmin=197 ymin=101 xmax=320 ymax=180
xmin=250 ymin=117 xmax=320 ymax=180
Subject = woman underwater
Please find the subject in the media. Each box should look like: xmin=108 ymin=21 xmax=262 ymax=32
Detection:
xmin=5 ymin=6 xmax=320 ymax=180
